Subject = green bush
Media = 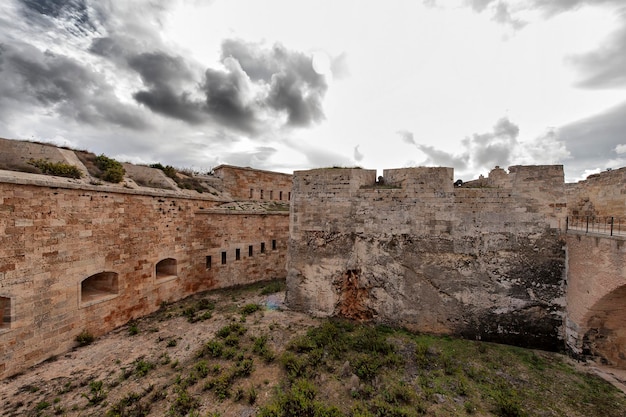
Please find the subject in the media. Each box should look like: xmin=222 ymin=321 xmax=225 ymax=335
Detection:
xmin=240 ymin=303 xmax=262 ymax=316
xmin=29 ymin=159 xmax=82 ymax=179
xmin=75 ymin=330 xmax=95 ymax=346
xmin=95 ymin=154 xmax=125 ymax=183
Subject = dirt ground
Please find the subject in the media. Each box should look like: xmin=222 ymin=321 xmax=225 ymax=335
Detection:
xmin=0 ymin=285 xmax=320 ymax=417
xmin=2 ymin=282 xmax=626 ymax=417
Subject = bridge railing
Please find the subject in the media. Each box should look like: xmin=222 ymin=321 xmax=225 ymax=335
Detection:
xmin=566 ymin=216 xmax=626 ymax=237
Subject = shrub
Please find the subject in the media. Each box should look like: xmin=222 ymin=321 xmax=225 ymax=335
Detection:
xmin=240 ymin=303 xmax=262 ymax=316
xmin=75 ymin=330 xmax=95 ymax=346
xmin=82 ymin=380 xmax=107 ymax=406
xmin=95 ymin=154 xmax=125 ymax=183
xmin=168 ymin=388 xmax=199 ymax=416
xmin=134 ymin=358 xmax=155 ymax=377
xmin=29 ymin=159 xmax=82 ymax=179
xmin=260 ymin=280 xmax=286 ymax=295
xmin=216 ymin=323 xmax=247 ymax=339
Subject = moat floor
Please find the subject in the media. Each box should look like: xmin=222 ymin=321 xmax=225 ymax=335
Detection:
xmin=1 ymin=284 xmax=624 ymax=416
xmin=0 ymin=287 xmax=319 ymax=417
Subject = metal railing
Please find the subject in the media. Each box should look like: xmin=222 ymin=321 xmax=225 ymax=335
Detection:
xmin=566 ymin=216 xmax=626 ymax=237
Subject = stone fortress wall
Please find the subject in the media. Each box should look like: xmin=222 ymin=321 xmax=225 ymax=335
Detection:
xmin=0 ymin=140 xmax=291 ymax=379
xmin=2 ymin=135 xmax=626 ymax=378
xmin=563 ymin=167 xmax=626 ymax=367
xmin=285 ymin=164 xmax=626 ymax=367
xmin=286 ymin=165 xmax=568 ymax=350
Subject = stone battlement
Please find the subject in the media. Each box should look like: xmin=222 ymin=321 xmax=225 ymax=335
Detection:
xmin=0 ymin=139 xmax=292 ymax=378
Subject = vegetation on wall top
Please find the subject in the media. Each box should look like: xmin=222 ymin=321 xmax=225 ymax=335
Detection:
xmin=150 ymin=163 xmax=212 ymax=194
xmin=94 ymin=154 xmax=126 ymax=183
xmin=28 ymin=159 xmax=83 ymax=179
xmin=75 ymin=151 xmax=125 ymax=184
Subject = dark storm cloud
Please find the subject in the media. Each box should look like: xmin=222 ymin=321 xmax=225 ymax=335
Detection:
xmin=568 ymin=19 xmax=626 ymax=89
xmin=559 ymin=102 xmax=626 ymax=173
xmin=416 ymin=144 xmax=470 ymax=170
xmin=0 ymin=41 xmax=148 ymax=130
xmin=221 ymin=39 xmax=328 ymax=127
xmin=399 ymin=118 xmax=520 ymax=173
xmin=128 ymin=51 xmax=206 ymax=124
xmin=221 ymin=146 xmax=278 ymax=168
xmin=19 ymin=0 xmax=95 ymax=35
xmin=90 ymin=36 xmax=329 ymax=133
xmin=202 ymin=59 xmax=259 ymax=133
xmin=468 ymin=117 xmax=519 ymax=168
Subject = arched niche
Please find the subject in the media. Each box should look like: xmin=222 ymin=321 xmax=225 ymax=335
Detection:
xmin=582 ymin=284 xmax=626 ymax=368
xmin=80 ymin=271 xmax=119 ymax=307
xmin=156 ymin=258 xmax=178 ymax=283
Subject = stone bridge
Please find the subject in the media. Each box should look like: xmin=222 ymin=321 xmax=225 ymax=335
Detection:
xmin=566 ymin=231 xmax=626 ymax=367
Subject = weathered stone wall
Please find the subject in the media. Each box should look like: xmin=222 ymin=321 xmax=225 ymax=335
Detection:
xmin=566 ymin=167 xmax=626 ymax=218
xmin=0 ymin=174 xmax=289 ymax=378
xmin=214 ymin=165 xmax=293 ymax=202
xmin=565 ymin=234 xmax=626 ymax=367
xmin=286 ymin=165 xmax=567 ymax=350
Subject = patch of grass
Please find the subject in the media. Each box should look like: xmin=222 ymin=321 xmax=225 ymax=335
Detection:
xmin=95 ymin=154 xmax=125 ymax=183
xmin=216 ymin=323 xmax=247 ymax=339
xmin=28 ymin=159 xmax=82 ymax=179
xmin=252 ymin=335 xmax=276 ymax=363
xmin=106 ymin=392 xmax=150 ymax=417
xmin=150 ymin=163 xmax=210 ymax=193
xmin=35 ymin=400 xmax=50 ymax=411
xmin=75 ymin=330 xmax=95 ymax=346
xmin=260 ymin=280 xmax=286 ymax=295
xmin=240 ymin=303 xmax=261 ymax=316
xmin=258 ymin=378 xmax=343 ymax=417
xmin=167 ymin=388 xmax=199 ymax=417
xmin=82 ymin=380 xmax=107 ymax=406
xmin=134 ymin=358 xmax=156 ymax=377
xmin=128 ymin=322 xmax=139 ymax=336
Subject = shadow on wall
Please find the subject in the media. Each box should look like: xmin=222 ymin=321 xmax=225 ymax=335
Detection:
xmin=583 ymin=284 xmax=626 ymax=368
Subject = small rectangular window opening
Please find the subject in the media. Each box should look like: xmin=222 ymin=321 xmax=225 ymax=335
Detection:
xmin=249 ymin=188 xmax=253 ymax=199
xmin=248 ymin=245 xmax=253 ymax=257
xmin=221 ymin=251 xmax=227 ymax=265
xmin=288 ymin=192 xmax=291 ymax=200
xmin=260 ymin=190 xmax=264 ymax=199
xmin=0 ymin=296 xmax=11 ymax=330
xmin=269 ymin=190 xmax=274 ymax=200
xmin=279 ymin=191 xmax=283 ymax=200
xmin=206 ymin=255 xmax=212 ymax=269
xmin=236 ymin=248 xmax=241 ymax=260
xmin=261 ymin=242 xmax=266 ymax=253
xmin=272 ymin=239 xmax=277 ymax=250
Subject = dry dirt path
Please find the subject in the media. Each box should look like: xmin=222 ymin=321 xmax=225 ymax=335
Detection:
xmin=0 ymin=285 xmax=319 ymax=417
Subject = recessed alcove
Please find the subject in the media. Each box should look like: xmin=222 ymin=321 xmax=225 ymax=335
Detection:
xmin=80 ymin=272 xmax=119 ymax=307
xmin=156 ymin=258 xmax=178 ymax=283
xmin=0 ymin=296 xmax=12 ymax=331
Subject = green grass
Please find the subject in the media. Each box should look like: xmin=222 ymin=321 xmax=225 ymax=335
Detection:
xmin=10 ymin=280 xmax=625 ymax=417
xmin=29 ymin=159 xmax=82 ymax=179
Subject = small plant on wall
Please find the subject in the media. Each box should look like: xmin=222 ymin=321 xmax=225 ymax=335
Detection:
xmin=95 ymin=154 xmax=125 ymax=183
xmin=28 ymin=159 xmax=83 ymax=179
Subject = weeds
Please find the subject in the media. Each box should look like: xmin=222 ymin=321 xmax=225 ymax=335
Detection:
xmin=28 ymin=159 xmax=82 ymax=179
xmin=260 ymin=280 xmax=285 ymax=295
xmin=240 ymin=303 xmax=261 ymax=316
xmin=134 ymin=358 xmax=156 ymax=377
xmin=168 ymin=388 xmax=199 ymax=416
xmin=75 ymin=330 xmax=95 ymax=346
xmin=82 ymin=380 xmax=107 ymax=406
xmin=106 ymin=392 xmax=150 ymax=417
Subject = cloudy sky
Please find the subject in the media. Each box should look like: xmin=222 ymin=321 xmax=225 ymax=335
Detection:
xmin=0 ymin=0 xmax=625 ymax=181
